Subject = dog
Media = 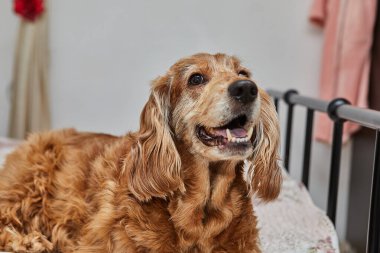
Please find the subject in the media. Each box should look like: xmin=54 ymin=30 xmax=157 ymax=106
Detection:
xmin=0 ymin=53 xmax=281 ymax=253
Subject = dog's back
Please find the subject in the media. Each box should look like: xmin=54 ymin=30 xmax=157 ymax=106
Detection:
xmin=0 ymin=129 xmax=118 ymax=252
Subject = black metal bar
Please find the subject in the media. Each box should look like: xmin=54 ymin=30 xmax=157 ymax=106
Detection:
xmin=274 ymin=98 xmax=279 ymax=112
xmin=326 ymin=98 xmax=350 ymax=224
xmin=284 ymin=104 xmax=293 ymax=171
xmin=302 ymin=108 xmax=314 ymax=189
xmin=326 ymin=121 xmax=344 ymax=224
xmin=283 ymin=90 xmax=298 ymax=171
xmin=367 ymin=130 xmax=380 ymax=253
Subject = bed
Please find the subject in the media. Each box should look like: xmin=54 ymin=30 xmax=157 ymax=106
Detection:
xmin=268 ymin=89 xmax=380 ymax=253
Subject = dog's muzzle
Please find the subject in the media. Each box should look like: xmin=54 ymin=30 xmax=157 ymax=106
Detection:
xmin=196 ymin=114 xmax=254 ymax=148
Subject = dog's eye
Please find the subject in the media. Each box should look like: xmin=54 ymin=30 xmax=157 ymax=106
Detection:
xmin=238 ymin=70 xmax=249 ymax=78
xmin=188 ymin=74 xmax=206 ymax=86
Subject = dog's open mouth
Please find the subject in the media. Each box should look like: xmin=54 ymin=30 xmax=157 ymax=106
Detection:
xmin=196 ymin=115 xmax=254 ymax=148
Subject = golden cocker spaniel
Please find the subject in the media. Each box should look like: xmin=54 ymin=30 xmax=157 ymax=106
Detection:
xmin=0 ymin=53 xmax=282 ymax=253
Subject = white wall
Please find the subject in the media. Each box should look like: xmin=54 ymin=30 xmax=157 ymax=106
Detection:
xmin=47 ymin=0 xmax=323 ymax=134
xmin=0 ymin=0 xmax=351 ymax=239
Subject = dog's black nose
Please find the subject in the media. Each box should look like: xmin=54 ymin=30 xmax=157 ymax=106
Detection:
xmin=228 ymin=80 xmax=258 ymax=104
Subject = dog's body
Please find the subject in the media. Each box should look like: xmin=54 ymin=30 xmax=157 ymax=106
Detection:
xmin=0 ymin=53 xmax=281 ymax=253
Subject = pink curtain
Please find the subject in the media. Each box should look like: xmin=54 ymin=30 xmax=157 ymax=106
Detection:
xmin=310 ymin=0 xmax=377 ymax=143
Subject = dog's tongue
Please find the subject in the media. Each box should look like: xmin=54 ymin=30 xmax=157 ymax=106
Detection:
xmin=213 ymin=128 xmax=247 ymax=138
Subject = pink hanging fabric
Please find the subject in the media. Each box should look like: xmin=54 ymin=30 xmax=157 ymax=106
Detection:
xmin=310 ymin=0 xmax=377 ymax=143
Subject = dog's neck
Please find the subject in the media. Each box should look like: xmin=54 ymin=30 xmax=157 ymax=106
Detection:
xmin=168 ymin=144 xmax=245 ymax=247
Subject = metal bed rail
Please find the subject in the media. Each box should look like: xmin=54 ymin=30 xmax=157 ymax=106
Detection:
xmin=267 ymin=89 xmax=380 ymax=253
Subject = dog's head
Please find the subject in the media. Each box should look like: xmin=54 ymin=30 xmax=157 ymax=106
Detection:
xmin=126 ymin=53 xmax=281 ymax=201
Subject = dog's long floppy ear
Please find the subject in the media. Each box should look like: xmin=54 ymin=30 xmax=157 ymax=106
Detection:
xmin=126 ymin=75 xmax=184 ymax=201
xmin=247 ymin=90 xmax=282 ymax=201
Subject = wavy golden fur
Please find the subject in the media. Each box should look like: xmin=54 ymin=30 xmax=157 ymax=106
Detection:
xmin=0 ymin=53 xmax=281 ymax=253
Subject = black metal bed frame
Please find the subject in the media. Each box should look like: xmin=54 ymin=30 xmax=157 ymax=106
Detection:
xmin=267 ymin=89 xmax=380 ymax=253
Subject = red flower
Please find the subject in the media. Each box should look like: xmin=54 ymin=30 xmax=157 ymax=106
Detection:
xmin=14 ymin=0 xmax=44 ymax=21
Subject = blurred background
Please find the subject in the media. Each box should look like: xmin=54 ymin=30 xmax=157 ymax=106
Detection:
xmin=1 ymin=1 xmax=378 ymax=252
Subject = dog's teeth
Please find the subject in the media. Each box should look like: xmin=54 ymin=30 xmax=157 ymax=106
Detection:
xmin=229 ymin=136 xmax=251 ymax=143
xmin=226 ymin=129 xmax=232 ymax=142
xmin=247 ymin=127 xmax=253 ymax=139
xmin=226 ymin=128 xmax=253 ymax=143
